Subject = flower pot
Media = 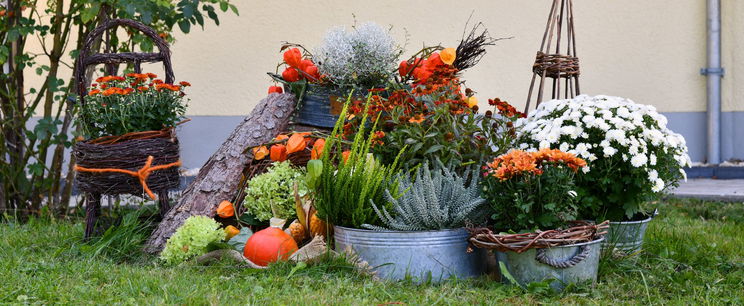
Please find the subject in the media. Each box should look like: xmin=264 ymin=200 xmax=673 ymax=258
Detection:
xmin=496 ymin=237 xmax=604 ymax=291
xmin=290 ymin=85 xmax=345 ymax=128
xmin=333 ymin=226 xmax=487 ymax=282
xmin=602 ymin=212 xmax=655 ymax=253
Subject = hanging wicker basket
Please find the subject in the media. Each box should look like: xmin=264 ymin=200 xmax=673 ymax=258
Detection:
xmin=74 ymin=130 xmax=181 ymax=196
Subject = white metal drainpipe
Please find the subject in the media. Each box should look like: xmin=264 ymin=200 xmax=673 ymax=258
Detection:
xmin=702 ymin=0 xmax=723 ymax=164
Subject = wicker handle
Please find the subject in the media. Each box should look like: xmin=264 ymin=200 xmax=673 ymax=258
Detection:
xmin=535 ymin=244 xmax=590 ymax=269
xmin=75 ymin=18 xmax=175 ymax=105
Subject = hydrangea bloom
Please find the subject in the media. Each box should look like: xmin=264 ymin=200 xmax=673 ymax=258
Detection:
xmin=517 ymin=95 xmax=691 ymax=219
xmin=160 ymin=216 xmax=226 ymax=265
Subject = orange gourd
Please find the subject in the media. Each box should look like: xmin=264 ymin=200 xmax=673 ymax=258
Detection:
xmin=216 ymin=200 xmax=234 ymax=218
xmin=244 ymin=225 xmax=298 ymax=266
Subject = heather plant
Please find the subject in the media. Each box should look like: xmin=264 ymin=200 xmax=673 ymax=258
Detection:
xmin=362 ymin=161 xmax=487 ymax=231
xmin=311 ymin=96 xmax=403 ymax=228
xmin=314 ymin=22 xmax=403 ymax=89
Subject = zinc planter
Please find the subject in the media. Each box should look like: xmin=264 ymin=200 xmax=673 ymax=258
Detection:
xmin=603 ymin=213 xmax=654 ymax=253
xmin=292 ymin=85 xmax=344 ymax=128
xmin=333 ymin=226 xmax=487 ymax=282
xmin=496 ymin=237 xmax=604 ymax=291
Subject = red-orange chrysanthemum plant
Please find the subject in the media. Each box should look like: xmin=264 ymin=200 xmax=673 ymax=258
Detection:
xmin=481 ymin=148 xmax=588 ymax=232
xmin=79 ymin=73 xmax=189 ymax=139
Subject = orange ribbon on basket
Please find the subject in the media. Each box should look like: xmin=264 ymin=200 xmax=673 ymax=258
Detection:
xmin=75 ymin=155 xmax=181 ymax=200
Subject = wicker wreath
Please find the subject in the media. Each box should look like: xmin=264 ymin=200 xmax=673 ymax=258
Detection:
xmin=467 ymin=220 xmax=609 ymax=253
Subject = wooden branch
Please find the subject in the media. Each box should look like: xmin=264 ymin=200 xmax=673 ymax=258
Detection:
xmin=144 ymin=93 xmax=297 ymax=254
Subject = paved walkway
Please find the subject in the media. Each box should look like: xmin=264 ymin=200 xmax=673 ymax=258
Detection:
xmin=671 ymin=179 xmax=744 ymax=202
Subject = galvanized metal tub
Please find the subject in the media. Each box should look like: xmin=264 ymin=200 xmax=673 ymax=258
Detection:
xmin=496 ymin=237 xmax=604 ymax=291
xmin=603 ymin=214 xmax=653 ymax=253
xmin=334 ymin=226 xmax=487 ymax=282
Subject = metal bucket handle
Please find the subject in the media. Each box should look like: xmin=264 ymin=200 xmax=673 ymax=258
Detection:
xmin=535 ymin=244 xmax=591 ymax=269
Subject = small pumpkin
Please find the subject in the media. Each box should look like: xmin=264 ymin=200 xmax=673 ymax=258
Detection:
xmin=244 ymin=222 xmax=298 ymax=266
xmin=216 ymin=200 xmax=235 ymax=218
xmin=309 ymin=211 xmax=331 ymax=238
xmin=285 ymin=220 xmax=308 ymax=244
xmin=224 ymin=225 xmax=240 ymax=240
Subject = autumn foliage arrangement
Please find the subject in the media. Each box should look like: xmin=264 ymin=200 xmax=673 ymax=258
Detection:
xmin=79 ymin=73 xmax=189 ymax=139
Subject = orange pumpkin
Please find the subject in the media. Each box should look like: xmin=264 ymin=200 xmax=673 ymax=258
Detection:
xmin=216 ymin=200 xmax=235 ymax=218
xmin=244 ymin=226 xmax=298 ymax=266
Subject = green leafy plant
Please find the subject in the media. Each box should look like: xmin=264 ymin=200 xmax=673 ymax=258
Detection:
xmin=160 ymin=216 xmax=226 ymax=265
xmin=78 ymin=74 xmax=188 ymax=138
xmin=313 ymin=96 xmax=403 ymax=229
xmin=362 ymin=161 xmax=487 ymax=231
xmin=481 ymin=149 xmax=587 ymax=231
xmin=243 ymin=161 xmax=306 ymax=222
xmin=374 ymin=97 xmax=522 ymax=170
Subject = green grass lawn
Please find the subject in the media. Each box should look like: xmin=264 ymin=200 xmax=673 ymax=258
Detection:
xmin=1 ymin=199 xmax=742 ymax=304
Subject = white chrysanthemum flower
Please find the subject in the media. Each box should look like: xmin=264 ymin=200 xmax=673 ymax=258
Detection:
xmin=649 ymin=169 xmax=659 ymax=181
xmin=602 ymin=146 xmax=617 ymax=157
xmin=630 ymin=154 xmax=648 ymax=167
xmin=651 ymin=178 xmax=665 ymax=192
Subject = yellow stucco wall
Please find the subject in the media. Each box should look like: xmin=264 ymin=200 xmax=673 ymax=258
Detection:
xmin=26 ymin=0 xmax=744 ymax=115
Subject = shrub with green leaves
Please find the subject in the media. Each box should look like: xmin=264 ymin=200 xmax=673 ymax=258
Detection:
xmin=363 ymin=161 xmax=488 ymax=231
xmin=243 ymin=161 xmax=306 ymax=221
xmin=160 ymin=216 xmax=226 ymax=265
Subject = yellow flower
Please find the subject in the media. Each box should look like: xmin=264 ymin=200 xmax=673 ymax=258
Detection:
xmin=467 ymin=96 xmax=479 ymax=108
xmin=440 ymin=48 xmax=456 ymax=65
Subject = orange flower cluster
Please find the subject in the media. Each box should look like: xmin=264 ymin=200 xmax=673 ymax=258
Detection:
xmin=486 ymin=149 xmax=586 ymax=181
xmin=88 ymin=73 xmax=190 ymax=97
xmin=532 ymin=148 xmax=587 ymax=171
xmin=489 ymin=98 xmax=525 ymax=118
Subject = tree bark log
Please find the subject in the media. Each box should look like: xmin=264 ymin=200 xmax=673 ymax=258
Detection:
xmin=144 ymin=93 xmax=296 ymax=254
